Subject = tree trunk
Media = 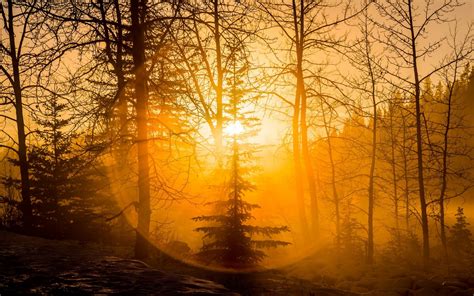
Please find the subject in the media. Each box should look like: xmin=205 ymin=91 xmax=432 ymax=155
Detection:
xmin=440 ymin=69 xmax=457 ymax=260
xmin=7 ymin=0 xmax=32 ymax=231
xmin=328 ymin=136 xmax=340 ymax=251
xmin=131 ymin=0 xmax=151 ymax=260
xmin=297 ymin=0 xmax=319 ymax=240
xmin=365 ymin=28 xmax=377 ymax=264
xmin=213 ymin=0 xmax=224 ymax=165
xmin=321 ymin=102 xmax=340 ymax=250
xmin=402 ymin=114 xmax=410 ymax=231
xmin=291 ymin=0 xmax=309 ymax=239
xmin=114 ymin=0 xmax=128 ymax=168
xmin=408 ymin=0 xmax=429 ymax=267
xmin=301 ymin=89 xmax=319 ymax=239
xmin=367 ymin=98 xmax=376 ymax=265
xmin=389 ymin=104 xmax=400 ymax=247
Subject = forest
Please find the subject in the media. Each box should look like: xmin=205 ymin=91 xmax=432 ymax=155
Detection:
xmin=1 ymin=0 xmax=474 ymax=295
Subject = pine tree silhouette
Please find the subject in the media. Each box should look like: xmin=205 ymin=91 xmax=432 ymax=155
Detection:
xmin=192 ymin=40 xmax=289 ymax=269
xmin=449 ymin=207 xmax=472 ymax=254
xmin=29 ymin=96 xmax=113 ymax=240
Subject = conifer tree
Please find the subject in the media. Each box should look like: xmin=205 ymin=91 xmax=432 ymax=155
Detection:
xmin=29 ymin=96 xmax=114 ymax=240
xmin=449 ymin=207 xmax=472 ymax=255
xmin=192 ymin=41 xmax=289 ymax=269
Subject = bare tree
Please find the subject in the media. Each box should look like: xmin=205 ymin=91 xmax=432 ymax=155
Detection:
xmin=432 ymin=24 xmax=473 ymax=259
xmin=0 ymin=0 xmax=43 ymax=230
xmin=259 ymin=0 xmax=370 ymax=240
xmin=347 ymin=8 xmax=384 ymax=264
xmin=373 ymin=0 xmax=468 ymax=266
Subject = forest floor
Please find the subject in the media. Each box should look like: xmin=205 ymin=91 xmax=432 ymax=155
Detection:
xmin=1 ymin=231 xmax=473 ymax=295
xmin=281 ymin=248 xmax=474 ymax=296
xmin=0 ymin=231 xmax=351 ymax=295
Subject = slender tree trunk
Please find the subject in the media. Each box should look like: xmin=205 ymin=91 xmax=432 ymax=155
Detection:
xmin=367 ymin=98 xmax=376 ymax=265
xmin=297 ymin=0 xmax=319 ymax=239
xmin=389 ymin=105 xmax=400 ymax=242
xmin=131 ymin=0 xmax=151 ymax=259
xmin=440 ymin=69 xmax=457 ymax=260
xmin=328 ymin=134 xmax=340 ymax=250
xmin=402 ymin=114 xmax=410 ymax=231
xmin=7 ymin=0 xmax=32 ymax=231
xmin=293 ymin=93 xmax=309 ymax=239
xmin=408 ymin=0 xmax=429 ymax=267
xmin=320 ymin=102 xmax=340 ymax=250
xmin=114 ymin=0 xmax=128 ymax=168
xmin=213 ymin=0 xmax=224 ymax=164
xmin=365 ymin=24 xmax=377 ymax=264
xmin=301 ymin=89 xmax=319 ymax=239
xmin=291 ymin=0 xmax=309 ymax=239
xmin=100 ymin=0 xmax=127 ymax=166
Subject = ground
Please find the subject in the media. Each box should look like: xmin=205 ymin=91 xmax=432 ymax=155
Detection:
xmin=1 ymin=231 xmax=473 ymax=295
xmin=0 ymin=231 xmax=350 ymax=295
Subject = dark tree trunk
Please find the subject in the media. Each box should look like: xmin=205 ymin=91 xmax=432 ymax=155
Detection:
xmin=291 ymin=0 xmax=309 ymax=239
xmin=295 ymin=0 xmax=319 ymax=240
xmin=389 ymin=104 xmax=400 ymax=248
xmin=408 ymin=0 xmax=429 ymax=267
xmin=7 ymin=0 xmax=32 ymax=231
xmin=213 ymin=0 xmax=224 ymax=164
xmin=439 ymin=67 xmax=457 ymax=260
xmin=366 ymin=35 xmax=377 ymax=265
xmin=131 ymin=0 xmax=151 ymax=260
xmin=402 ymin=114 xmax=410 ymax=231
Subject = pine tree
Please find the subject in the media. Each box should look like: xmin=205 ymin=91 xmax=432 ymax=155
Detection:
xmin=449 ymin=207 xmax=472 ymax=255
xmin=29 ymin=96 xmax=114 ymax=240
xmin=192 ymin=41 xmax=289 ymax=269
xmin=339 ymin=212 xmax=365 ymax=258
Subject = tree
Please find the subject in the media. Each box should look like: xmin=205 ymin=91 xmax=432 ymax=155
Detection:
xmin=372 ymin=0 xmax=469 ymax=267
xmin=193 ymin=40 xmax=289 ymax=268
xmin=172 ymin=0 xmax=258 ymax=165
xmin=449 ymin=207 xmax=472 ymax=255
xmin=28 ymin=95 xmax=114 ymax=240
xmin=259 ymin=0 xmax=370 ymax=241
xmin=0 ymin=0 xmax=37 ymax=230
xmin=431 ymin=26 xmax=473 ymax=258
xmin=339 ymin=212 xmax=366 ymax=259
xmin=129 ymin=0 xmax=152 ymax=259
xmin=346 ymin=7 xmax=385 ymax=264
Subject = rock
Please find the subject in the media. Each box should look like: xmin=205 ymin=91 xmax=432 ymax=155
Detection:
xmin=466 ymin=277 xmax=474 ymax=287
xmin=374 ymin=278 xmax=396 ymax=290
xmin=350 ymin=286 xmax=369 ymax=293
xmin=357 ymin=277 xmax=377 ymax=289
xmin=442 ymin=281 xmax=469 ymax=290
xmin=414 ymin=279 xmax=441 ymax=291
xmin=438 ymin=285 xmax=459 ymax=296
xmin=336 ymin=281 xmax=352 ymax=290
xmin=410 ymin=287 xmax=437 ymax=296
xmin=450 ymin=290 xmax=472 ymax=296
xmin=393 ymin=277 xmax=414 ymax=291
xmin=371 ymin=290 xmax=400 ymax=296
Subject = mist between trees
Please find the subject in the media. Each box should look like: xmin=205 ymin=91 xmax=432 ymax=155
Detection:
xmin=0 ymin=0 xmax=473 ymax=271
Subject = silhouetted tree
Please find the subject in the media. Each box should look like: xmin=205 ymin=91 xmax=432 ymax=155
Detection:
xmin=0 ymin=0 xmax=38 ymax=230
xmin=372 ymin=0 xmax=470 ymax=267
xmin=29 ymin=96 xmax=114 ymax=240
xmin=449 ymin=207 xmax=472 ymax=256
xmin=193 ymin=41 xmax=289 ymax=268
xmin=339 ymin=212 xmax=366 ymax=259
xmin=259 ymin=0 xmax=370 ymax=241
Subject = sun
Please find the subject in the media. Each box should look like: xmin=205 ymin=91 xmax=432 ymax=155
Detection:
xmin=225 ymin=121 xmax=244 ymax=136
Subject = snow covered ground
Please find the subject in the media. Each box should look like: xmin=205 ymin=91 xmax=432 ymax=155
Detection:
xmin=0 ymin=231 xmax=234 ymax=295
